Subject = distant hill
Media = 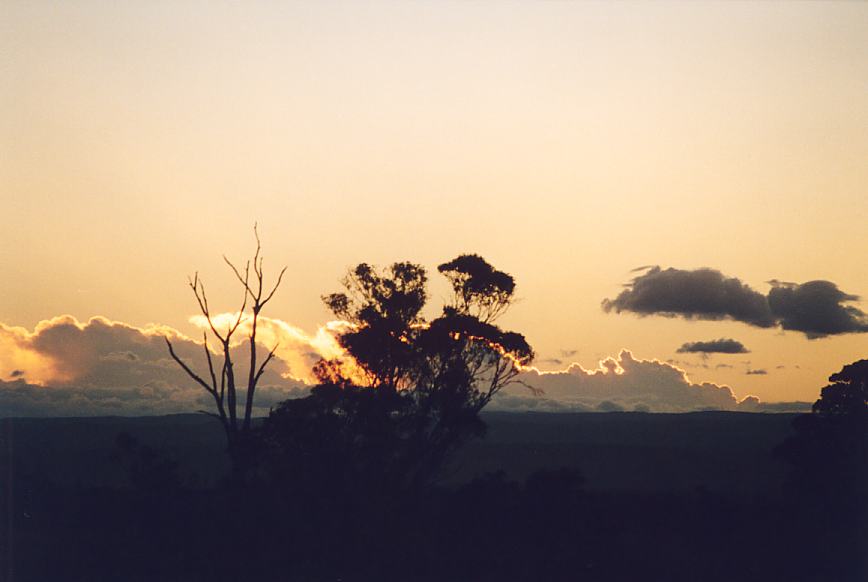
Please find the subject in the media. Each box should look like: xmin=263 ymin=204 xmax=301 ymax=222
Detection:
xmin=1 ymin=411 xmax=798 ymax=494
xmin=459 ymin=411 xmax=797 ymax=493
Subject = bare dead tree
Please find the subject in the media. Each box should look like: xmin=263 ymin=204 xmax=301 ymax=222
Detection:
xmin=165 ymin=225 xmax=286 ymax=448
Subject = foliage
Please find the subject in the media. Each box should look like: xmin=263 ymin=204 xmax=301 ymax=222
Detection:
xmin=774 ymin=358 xmax=868 ymax=578
xmin=812 ymin=359 xmax=868 ymax=416
xmin=263 ymin=254 xmax=534 ymax=492
xmin=776 ymin=359 xmax=868 ymax=488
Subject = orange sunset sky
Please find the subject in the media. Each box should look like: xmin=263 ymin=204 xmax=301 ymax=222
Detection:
xmin=2 ymin=1 xmax=867 ymax=409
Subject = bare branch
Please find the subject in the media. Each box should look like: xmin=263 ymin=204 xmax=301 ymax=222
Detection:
xmin=262 ymin=265 xmax=288 ymax=307
xmin=168 ymin=224 xmax=285 ymax=446
xmin=226 ymin=242 xmax=286 ymax=311
xmin=253 ymin=344 xmax=279 ymax=386
xmin=512 ymin=379 xmax=543 ymax=397
xmin=220 ymin=359 xmax=226 ymax=403
xmin=203 ymin=332 xmax=218 ymax=393
xmin=227 ymin=308 xmax=247 ymax=337
xmin=224 ymin=256 xmax=254 ymax=296
xmin=188 ymin=273 xmax=210 ymax=318
xmin=165 ymin=337 xmax=216 ymax=396
xmin=188 ymin=275 xmax=232 ymax=344
xmin=253 ymin=222 xmax=263 ymax=282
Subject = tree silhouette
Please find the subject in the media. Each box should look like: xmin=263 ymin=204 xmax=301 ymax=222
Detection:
xmin=776 ymin=359 xmax=868 ymax=487
xmin=262 ymin=254 xmax=534 ymax=494
xmin=813 ymin=359 xmax=868 ymax=416
xmin=774 ymin=359 xmax=868 ymax=581
xmin=165 ymin=226 xmax=286 ymax=451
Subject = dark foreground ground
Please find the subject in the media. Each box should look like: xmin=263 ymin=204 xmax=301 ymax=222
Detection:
xmin=2 ymin=412 xmax=866 ymax=581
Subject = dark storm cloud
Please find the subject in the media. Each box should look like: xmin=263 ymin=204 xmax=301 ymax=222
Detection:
xmin=602 ymin=267 xmax=774 ymax=327
xmin=677 ymin=338 xmax=749 ymax=355
xmin=603 ymin=267 xmax=868 ymax=339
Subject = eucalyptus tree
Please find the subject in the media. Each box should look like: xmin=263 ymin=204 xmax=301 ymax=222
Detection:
xmin=262 ymin=254 xmax=535 ymax=493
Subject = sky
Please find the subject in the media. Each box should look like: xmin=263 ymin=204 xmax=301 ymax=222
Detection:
xmin=1 ymin=1 xmax=867 ymax=413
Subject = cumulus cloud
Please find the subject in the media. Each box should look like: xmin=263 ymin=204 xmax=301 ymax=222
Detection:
xmin=0 ymin=315 xmax=349 ymax=417
xmin=767 ymin=280 xmax=868 ymax=338
xmin=188 ymin=312 xmax=352 ymax=383
xmin=602 ymin=267 xmax=774 ymax=327
xmin=0 ymin=315 xmax=805 ymax=417
xmin=603 ymin=266 xmax=868 ymax=339
xmin=493 ymin=350 xmax=759 ymax=413
xmin=0 ymin=377 xmax=311 ymax=418
xmin=677 ymin=338 xmax=749 ymax=355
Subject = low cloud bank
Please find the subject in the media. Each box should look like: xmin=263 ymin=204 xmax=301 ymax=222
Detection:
xmin=0 ymin=378 xmax=310 ymax=418
xmin=0 ymin=315 xmax=809 ymax=417
xmin=492 ymin=350 xmax=806 ymax=413
xmin=0 ymin=315 xmax=318 ymax=417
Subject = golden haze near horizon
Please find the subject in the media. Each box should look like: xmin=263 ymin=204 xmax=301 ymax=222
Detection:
xmin=2 ymin=1 xmax=867 ymax=404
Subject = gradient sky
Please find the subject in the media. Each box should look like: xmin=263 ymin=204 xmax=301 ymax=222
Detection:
xmin=2 ymin=1 xmax=867 ymax=404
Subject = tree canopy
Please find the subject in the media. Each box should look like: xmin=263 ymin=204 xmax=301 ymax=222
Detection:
xmin=813 ymin=359 xmax=868 ymax=416
xmin=262 ymin=254 xmax=534 ymax=492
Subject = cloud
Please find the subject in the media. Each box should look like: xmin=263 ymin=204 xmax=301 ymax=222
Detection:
xmin=493 ymin=350 xmax=760 ymax=413
xmin=0 ymin=315 xmax=804 ymax=417
xmin=0 ymin=377 xmax=310 ymax=418
xmin=603 ymin=267 xmax=868 ymax=339
xmin=596 ymin=400 xmax=625 ymax=412
xmin=536 ymin=349 xmax=581 ymax=369
xmin=602 ymin=267 xmax=774 ymax=327
xmin=0 ymin=314 xmax=349 ymax=417
xmin=753 ymin=401 xmax=812 ymax=413
xmin=746 ymin=369 xmax=768 ymax=376
xmin=539 ymin=358 xmax=564 ymax=367
xmin=767 ymin=280 xmax=868 ymax=338
xmin=188 ymin=312 xmax=352 ymax=383
xmin=666 ymin=358 xmax=708 ymax=369
xmin=677 ymin=338 xmax=749 ymax=355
